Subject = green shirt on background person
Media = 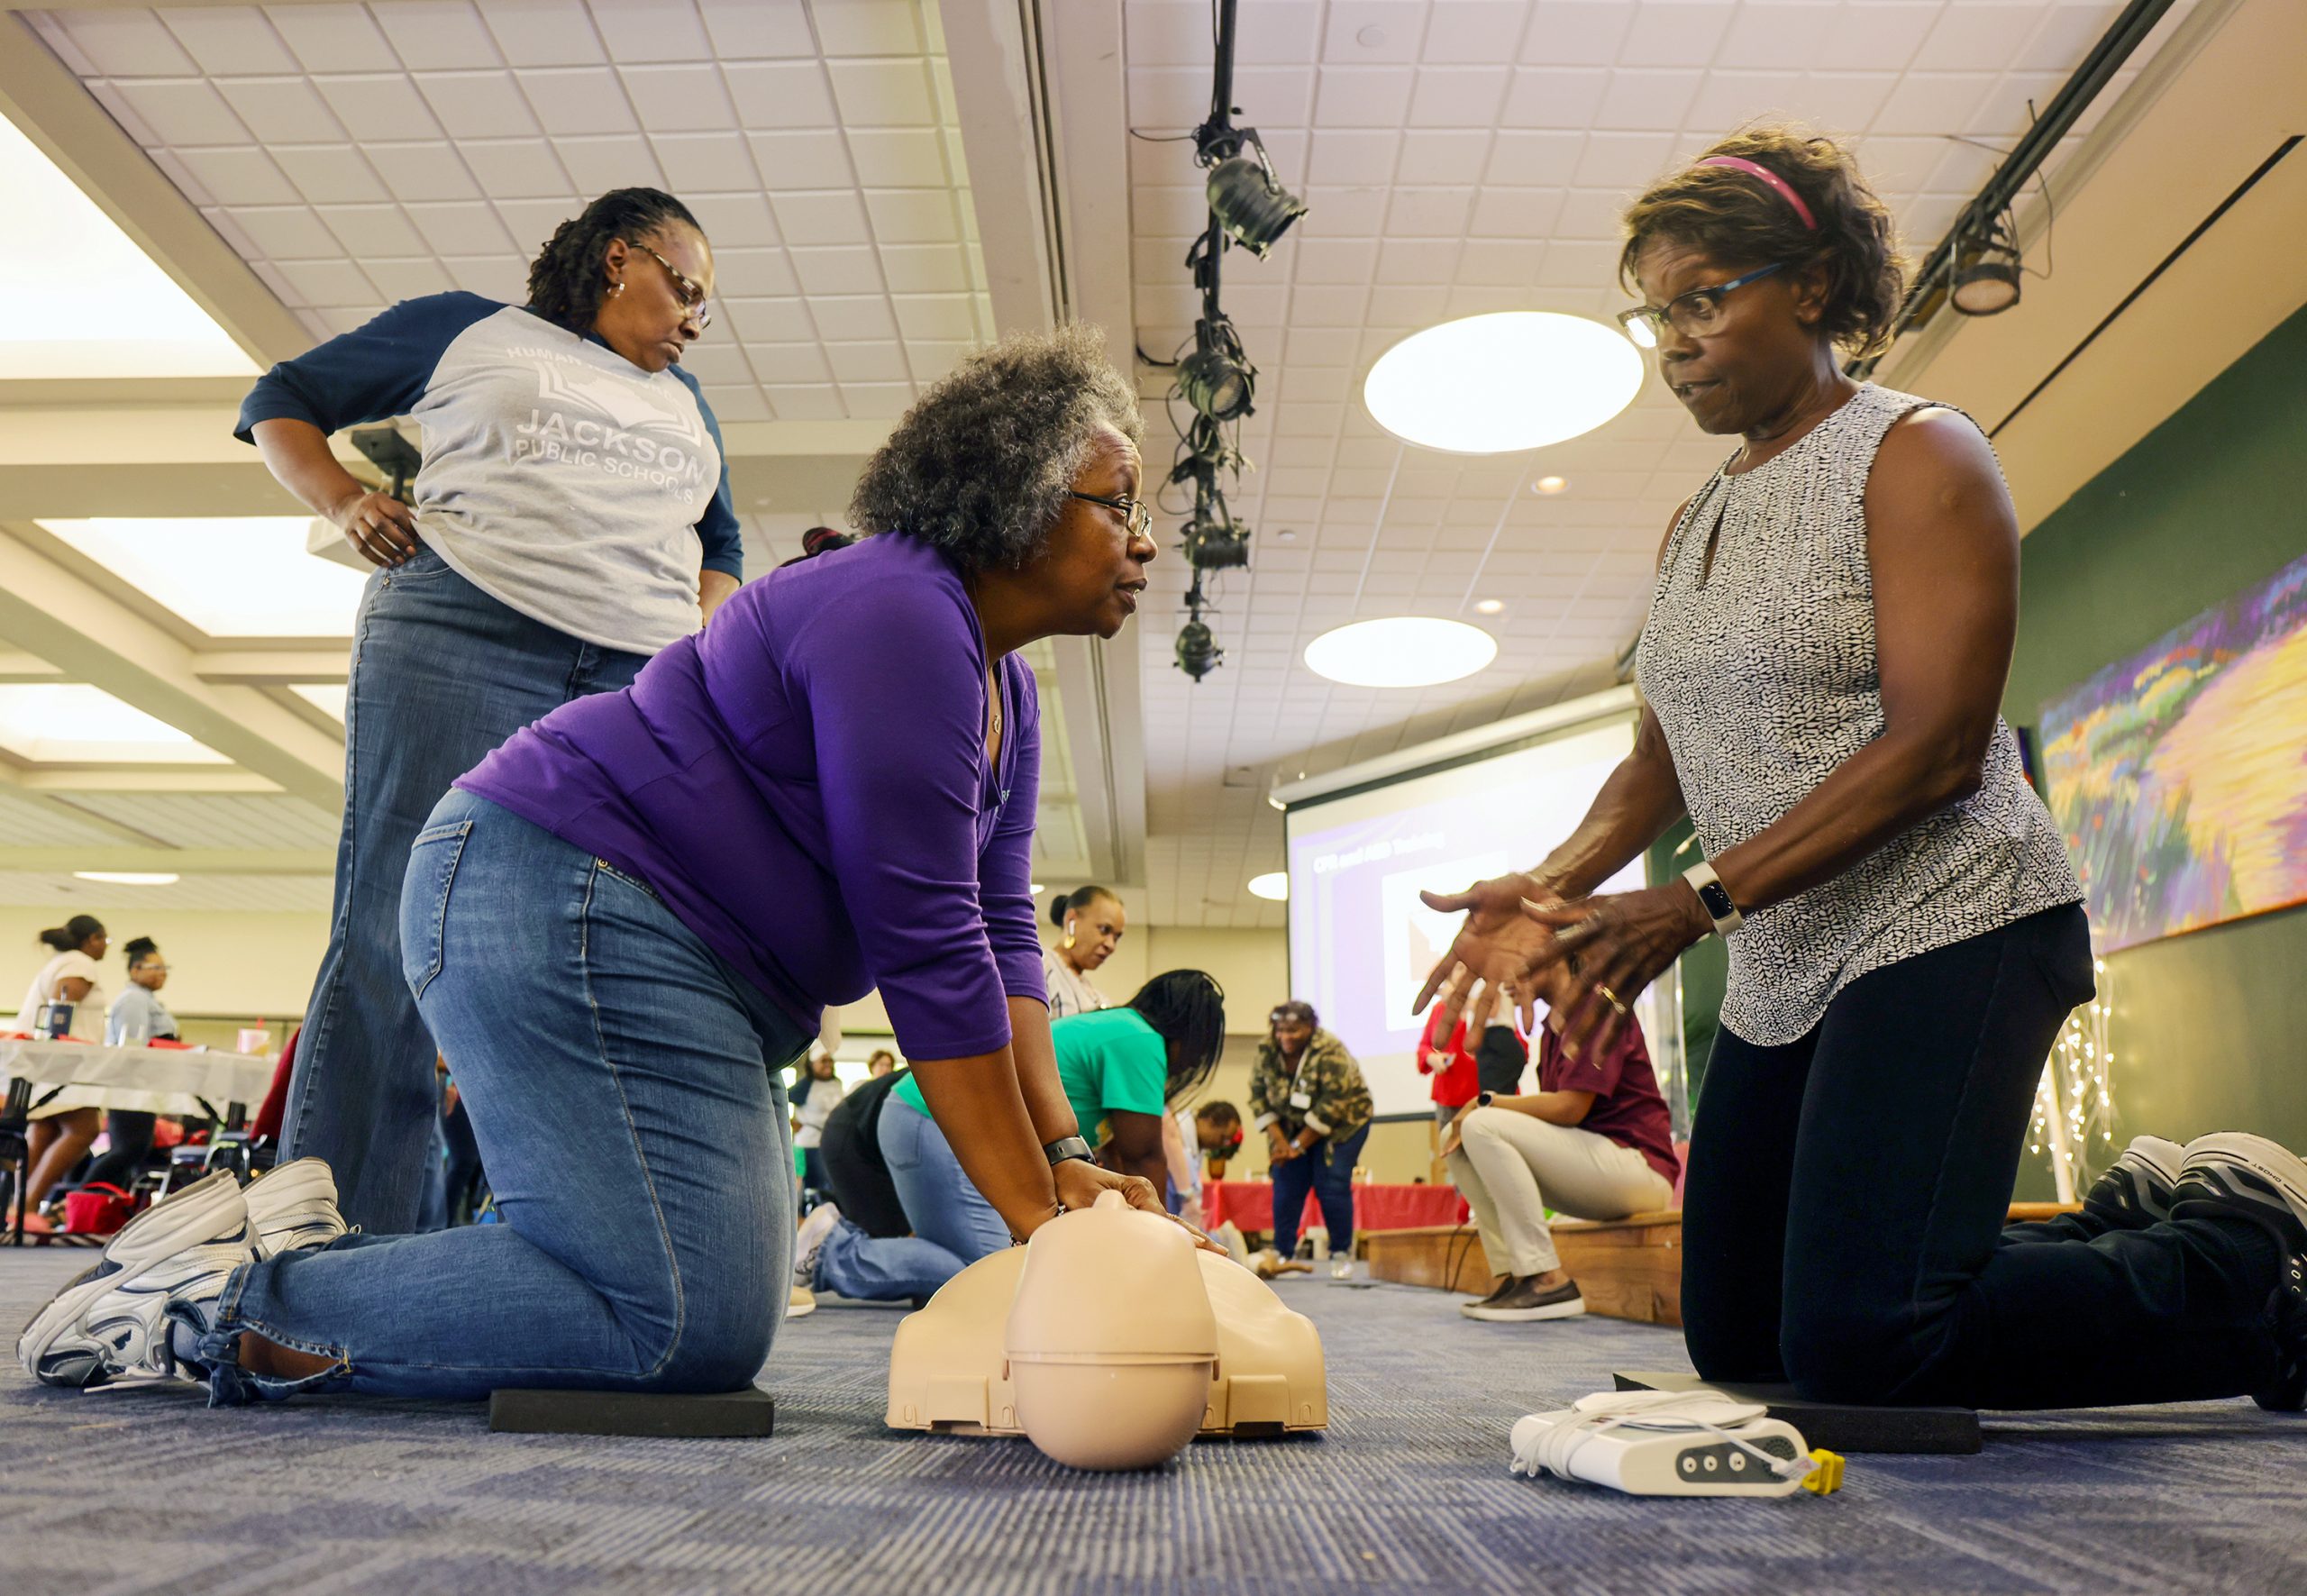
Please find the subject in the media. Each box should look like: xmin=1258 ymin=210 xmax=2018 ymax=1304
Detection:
xmin=891 ymin=1007 xmax=1168 ymax=1149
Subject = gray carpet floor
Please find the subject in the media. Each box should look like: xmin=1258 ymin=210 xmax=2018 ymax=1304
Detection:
xmin=4 ymin=1249 xmax=2303 ymax=1595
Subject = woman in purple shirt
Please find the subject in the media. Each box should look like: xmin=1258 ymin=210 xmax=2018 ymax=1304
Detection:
xmin=23 ymin=329 xmax=1171 ymax=1404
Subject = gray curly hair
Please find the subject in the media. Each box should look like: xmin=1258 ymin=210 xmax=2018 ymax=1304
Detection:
xmin=847 ymin=324 xmax=1143 ymax=573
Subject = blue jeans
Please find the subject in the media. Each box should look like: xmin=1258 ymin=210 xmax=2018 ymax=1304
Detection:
xmin=1270 ymin=1124 xmax=1370 ymax=1258
xmin=282 ymin=548 xmax=648 ymax=1235
xmin=812 ymin=1217 xmax=966 ymax=1303
xmin=200 ymin=790 xmax=809 ymax=1403
xmin=879 ymin=1098 xmax=1010 ymax=1266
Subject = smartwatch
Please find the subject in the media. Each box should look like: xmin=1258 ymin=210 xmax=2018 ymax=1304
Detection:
xmin=1475 ymin=1091 xmax=1495 ymax=1109
xmin=1043 ymin=1135 xmax=1094 ymax=1168
xmin=1682 ymin=860 xmax=1745 ymax=937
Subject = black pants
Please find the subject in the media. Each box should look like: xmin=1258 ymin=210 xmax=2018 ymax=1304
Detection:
xmin=1682 ymin=903 xmax=2279 ymax=1409
xmin=84 ymin=1111 xmax=157 ymax=1190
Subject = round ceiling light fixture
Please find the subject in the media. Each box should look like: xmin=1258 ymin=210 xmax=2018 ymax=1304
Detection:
xmin=74 ymin=871 xmax=180 ymax=886
xmin=1303 ymin=616 xmax=1498 ymax=688
xmin=1534 ymin=475 xmax=1569 ymax=495
xmin=1363 ymin=312 xmax=1643 ymax=454
xmin=1474 ymin=598 xmax=1505 ymax=615
xmin=1246 ymin=871 xmax=1289 ymax=902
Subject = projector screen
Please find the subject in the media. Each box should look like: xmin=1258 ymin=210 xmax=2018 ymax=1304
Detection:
xmin=1283 ymin=716 xmax=1644 ymax=1118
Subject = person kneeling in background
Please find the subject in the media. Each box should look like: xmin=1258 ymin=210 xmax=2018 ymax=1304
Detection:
xmin=1442 ymin=955 xmax=1681 ymax=1323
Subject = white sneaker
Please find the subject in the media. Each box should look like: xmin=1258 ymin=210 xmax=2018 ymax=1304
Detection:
xmin=793 ymin=1202 xmax=842 ymax=1290
xmin=242 ymin=1157 xmax=351 ymax=1258
xmin=1329 ymin=1260 xmax=1356 ymax=1281
xmin=17 ymin=1172 xmax=256 ymax=1388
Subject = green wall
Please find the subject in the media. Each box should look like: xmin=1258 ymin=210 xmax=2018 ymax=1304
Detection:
xmin=2003 ymin=302 xmax=2307 ymax=1188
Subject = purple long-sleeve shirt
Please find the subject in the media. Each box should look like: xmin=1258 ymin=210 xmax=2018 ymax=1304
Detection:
xmin=458 ymin=533 xmax=1046 ymax=1060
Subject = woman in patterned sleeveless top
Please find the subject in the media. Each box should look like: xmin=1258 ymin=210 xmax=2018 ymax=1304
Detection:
xmin=1418 ymin=128 xmax=2302 ymax=1412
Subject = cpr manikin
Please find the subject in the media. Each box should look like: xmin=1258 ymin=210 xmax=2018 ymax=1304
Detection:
xmin=887 ymin=1190 xmax=1327 ymax=1470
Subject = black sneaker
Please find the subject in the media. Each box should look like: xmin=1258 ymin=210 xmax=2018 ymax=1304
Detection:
xmin=1464 ymin=1276 xmax=1586 ymax=1323
xmin=1459 ymin=1275 xmax=1518 ymax=1316
xmin=2084 ymin=1135 xmax=2185 ymax=1227
xmin=2169 ymin=1133 xmax=2307 ymax=1412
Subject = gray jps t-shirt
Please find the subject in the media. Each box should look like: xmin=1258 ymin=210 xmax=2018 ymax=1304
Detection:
xmin=236 ymin=293 xmax=742 ymax=656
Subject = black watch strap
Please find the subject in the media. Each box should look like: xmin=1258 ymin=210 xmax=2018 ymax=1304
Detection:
xmin=1043 ymin=1135 xmax=1093 ymax=1167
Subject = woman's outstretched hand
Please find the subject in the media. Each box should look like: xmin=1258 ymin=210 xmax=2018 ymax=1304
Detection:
xmin=1413 ymin=871 xmax=1565 ymax=1028
xmin=1519 ymin=882 xmax=1712 ymax=1062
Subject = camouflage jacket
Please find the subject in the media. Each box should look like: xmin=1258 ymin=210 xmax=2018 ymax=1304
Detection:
xmin=1248 ymin=1028 xmax=1373 ymax=1155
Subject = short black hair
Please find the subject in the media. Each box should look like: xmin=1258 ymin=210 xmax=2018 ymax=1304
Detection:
xmin=1126 ymin=970 xmax=1227 ymax=1105
xmin=123 ymin=936 xmax=160 ymax=966
xmin=1196 ymin=1100 xmax=1241 ymax=1127
xmin=526 ymin=187 xmax=706 ymax=336
xmin=39 ymin=915 xmax=104 ymax=953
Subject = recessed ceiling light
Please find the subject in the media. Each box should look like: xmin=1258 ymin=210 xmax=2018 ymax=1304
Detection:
xmin=0 ymin=685 xmax=225 ymax=764
xmin=1474 ymin=598 xmax=1505 ymax=615
xmin=0 ymin=117 xmax=257 ymax=380
xmin=1363 ymin=313 xmax=1642 ymax=454
xmin=1247 ymin=871 xmax=1289 ymax=901
xmin=1030 ymin=882 xmax=1045 ymax=894
xmin=1304 ymin=617 xmax=1497 ymax=688
xmin=1277 ymin=529 xmax=1298 ymax=542
xmin=74 ymin=871 xmax=181 ymax=887
xmin=39 ymin=519 xmax=369 ymax=637
xmin=1534 ymin=475 xmax=1569 ymax=495
xmin=290 ymin=684 xmax=349 ymax=721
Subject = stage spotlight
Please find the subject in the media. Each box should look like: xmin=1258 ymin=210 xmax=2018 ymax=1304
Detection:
xmin=1182 ymin=502 xmax=1251 ymax=570
xmin=1178 ymin=316 xmax=1255 ymax=421
xmin=1175 ymin=616 xmax=1223 ymax=681
xmin=1205 ymin=143 xmax=1306 ymax=258
xmin=1951 ymin=242 xmax=2022 ymax=315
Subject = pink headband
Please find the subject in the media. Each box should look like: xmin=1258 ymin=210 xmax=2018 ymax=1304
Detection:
xmin=1696 ymin=156 xmax=1817 ymax=231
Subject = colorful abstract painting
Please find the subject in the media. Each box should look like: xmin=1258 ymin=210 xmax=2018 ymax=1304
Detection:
xmin=2039 ymin=551 xmax=2307 ymax=953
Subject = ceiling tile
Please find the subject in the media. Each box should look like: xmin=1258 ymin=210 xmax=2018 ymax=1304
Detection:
xmin=405 ymin=199 xmax=516 ymax=255
xmin=371 ymin=1 xmax=506 ymax=72
xmin=1870 ymin=73 xmax=1995 ymax=137
xmin=824 ymin=58 xmax=938 ymax=126
xmin=460 ymin=137 xmax=575 ymax=198
xmin=808 ymin=0 xmax=925 ymax=57
xmin=514 ymin=67 xmax=640 ymax=135
xmin=1619 ymin=1 xmax=1739 ymax=68
xmin=361 ymin=256 xmax=456 ymax=299
xmin=1521 ymin=1 xmax=1637 ymax=67
xmin=109 ymin=78 xmax=251 ymax=145
xmin=313 ymin=74 xmax=444 ymax=143
xmin=862 ymin=188 xmax=959 ymax=244
xmin=876 ymin=242 xmax=971 ymax=294
xmin=753 ymin=342 xmax=834 ymax=383
xmin=824 ymin=339 xmax=908 ymax=381
xmin=268 ymin=142 xmax=389 ymax=206
xmin=1322 ymin=3 xmax=1427 ymax=65
xmin=771 ymin=189 xmax=871 ymax=246
xmin=588 ymin=0 xmax=716 ymax=63
xmin=214 ymin=75 xmax=348 ymax=142
xmin=415 ymin=70 xmax=543 ymax=139
xmin=173 ymin=144 xmax=300 ymax=206
xmin=842 ymin=126 xmax=946 ymax=187
xmin=618 ymin=62 xmax=741 ymax=131
xmin=1313 ymin=66 xmax=1415 ymax=128
xmin=364 ymin=141 xmax=482 ymax=203
xmin=553 ymin=132 xmax=666 ymax=191
xmin=275 ymin=257 xmax=376 ymax=306
xmin=223 ymin=204 xmax=339 ymax=259
xmin=745 ymin=129 xmax=855 ymax=187
xmin=477 ymin=0 xmax=607 ymax=67
xmin=54 ymin=10 xmax=198 ymax=76
xmin=697 ymin=0 xmax=818 ymax=59
xmin=789 ymin=243 xmax=881 ymax=293
xmin=1422 ymin=2 xmax=1532 ymax=64
xmin=764 ymin=382 xmax=844 ymax=419
xmin=840 ymin=380 xmax=916 ymax=418
xmin=651 ymin=130 xmax=763 ymax=191
xmin=725 ymin=297 xmax=816 ymax=342
xmin=1408 ymin=66 xmax=1511 ymax=129
xmin=1596 ymin=68 xmax=1702 ymax=131
xmin=1500 ymin=65 xmax=1610 ymax=128
xmin=724 ymin=60 xmax=839 ymax=128
xmin=160 ymin=8 xmax=303 ymax=77
xmin=684 ymin=190 xmax=780 ymax=247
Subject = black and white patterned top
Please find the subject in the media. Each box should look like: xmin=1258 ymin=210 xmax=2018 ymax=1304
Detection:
xmin=1634 ymin=383 xmax=2083 ymax=1045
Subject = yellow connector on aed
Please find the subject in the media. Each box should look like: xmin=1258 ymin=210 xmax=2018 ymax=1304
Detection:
xmin=1801 ymin=1448 xmax=1846 ymax=1495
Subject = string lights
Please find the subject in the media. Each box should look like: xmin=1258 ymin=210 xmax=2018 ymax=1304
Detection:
xmin=2029 ymin=955 xmax=2117 ymax=1202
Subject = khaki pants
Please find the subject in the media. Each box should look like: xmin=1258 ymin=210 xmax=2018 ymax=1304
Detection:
xmin=1446 ymin=1107 xmax=1673 ymax=1277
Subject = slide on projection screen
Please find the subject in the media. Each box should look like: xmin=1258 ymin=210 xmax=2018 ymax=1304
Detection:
xmin=1282 ymin=709 xmax=1643 ymax=1118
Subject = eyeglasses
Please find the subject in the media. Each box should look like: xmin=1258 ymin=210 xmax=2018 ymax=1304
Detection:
xmin=1616 ymin=260 xmax=1788 ymax=349
xmin=1070 ymin=491 xmax=1153 ymax=540
xmin=640 ymin=245 xmax=713 ymax=331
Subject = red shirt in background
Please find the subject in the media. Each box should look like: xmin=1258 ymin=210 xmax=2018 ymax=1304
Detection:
xmin=1536 ymin=1020 xmax=1681 ymax=1185
xmin=1416 ymin=1008 xmax=1485 ymax=1108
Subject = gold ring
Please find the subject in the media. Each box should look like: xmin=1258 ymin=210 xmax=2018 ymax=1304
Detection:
xmin=1595 ymin=983 xmax=1629 ymax=1016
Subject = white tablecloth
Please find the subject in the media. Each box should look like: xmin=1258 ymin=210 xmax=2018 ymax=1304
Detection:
xmin=0 ymin=1039 xmax=275 ymax=1119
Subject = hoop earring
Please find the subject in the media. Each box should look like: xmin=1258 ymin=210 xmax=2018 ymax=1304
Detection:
xmin=609 ymin=279 xmax=625 ymax=296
